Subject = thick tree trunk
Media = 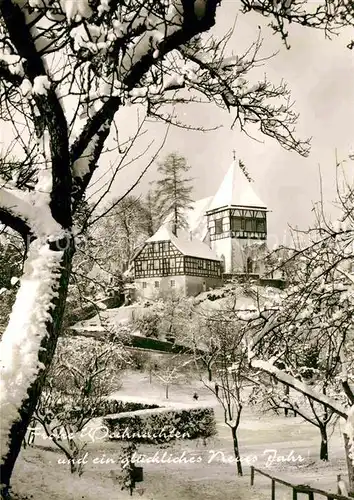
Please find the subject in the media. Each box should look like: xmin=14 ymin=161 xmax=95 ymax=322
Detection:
xmin=319 ymin=425 xmax=328 ymax=461
xmin=343 ymin=434 xmax=354 ymax=496
xmin=231 ymin=426 xmax=243 ymax=477
xmin=0 ymin=240 xmax=74 ymax=498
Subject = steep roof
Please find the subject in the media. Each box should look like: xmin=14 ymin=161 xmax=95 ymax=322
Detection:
xmin=146 ymin=226 xmax=220 ymax=261
xmin=208 ymin=160 xmax=267 ymax=211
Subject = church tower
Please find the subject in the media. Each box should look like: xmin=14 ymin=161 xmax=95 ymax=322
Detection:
xmin=206 ymin=158 xmax=268 ymax=275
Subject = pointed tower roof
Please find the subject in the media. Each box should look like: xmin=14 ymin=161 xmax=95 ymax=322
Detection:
xmin=208 ymin=160 xmax=267 ymax=212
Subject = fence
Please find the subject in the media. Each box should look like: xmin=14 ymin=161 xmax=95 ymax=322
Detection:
xmin=250 ymin=466 xmax=353 ymax=500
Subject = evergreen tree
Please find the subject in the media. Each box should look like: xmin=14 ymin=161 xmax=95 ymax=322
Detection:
xmin=142 ymin=190 xmax=159 ymax=237
xmin=152 ymin=152 xmax=194 ymax=236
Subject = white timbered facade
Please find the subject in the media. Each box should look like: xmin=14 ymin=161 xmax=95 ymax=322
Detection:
xmin=206 ymin=159 xmax=268 ymax=275
xmin=132 ymin=158 xmax=269 ymax=297
xmin=133 ymin=227 xmax=222 ymax=298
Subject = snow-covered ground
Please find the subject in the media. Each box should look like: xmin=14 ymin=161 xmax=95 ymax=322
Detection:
xmin=70 ymin=285 xmax=260 ymax=335
xmin=11 ymin=371 xmax=349 ymax=500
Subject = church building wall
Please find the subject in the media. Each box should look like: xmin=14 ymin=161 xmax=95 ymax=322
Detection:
xmin=210 ymin=238 xmax=232 ymax=273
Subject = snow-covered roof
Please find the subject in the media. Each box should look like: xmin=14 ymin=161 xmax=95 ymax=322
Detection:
xmin=138 ymin=160 xmax=267 ymax=258
xmin=146 ymin=226 xmax=220 ymax=261
xmin=161 ymin=196 xmax=213 ymax=243
xmin=208 ymin=160 xmax=267 ymax=211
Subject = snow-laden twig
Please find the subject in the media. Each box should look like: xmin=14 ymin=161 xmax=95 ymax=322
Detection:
xmin=246 ymin=358 xmax=348 ymax=419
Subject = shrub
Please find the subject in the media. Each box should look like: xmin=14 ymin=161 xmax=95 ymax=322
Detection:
xmin=95 ymin=399 xmax=159 ymax=416
xmin=103 ymin=406 xmax=216 ymax=444
xmin=134 ymin=313 xmax=160 ymax=338
xmin=128 ymin=350 xmax=152 ymax=370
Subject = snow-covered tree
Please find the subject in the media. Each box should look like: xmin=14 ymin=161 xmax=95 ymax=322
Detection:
xmin=89 ymin=195 xmax=151 ymax=274
xmin=0 ymin=0 xmax=309 ymax=494
xmin=152 ymin=151 xmax=194 ymax=235
xmin=157 ymin=292 xmax=193 ymax=342
xmin=153 ymin=354 xmax=193 ymax=399
xmin=250 ymin=367 xmax=339 ymax=461
xmin=31 ymin=336 xmax=126 ymax=475
xmin=193 ymin=292 xmax=254 ymax=477
xmin=238 ymin=164 xmax=354 ymax=490
xmin=190 ymin=318 xmax=220 ymax=382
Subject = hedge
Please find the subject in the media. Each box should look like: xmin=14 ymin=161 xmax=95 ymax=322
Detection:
xmin=103 ymin=405 xmax=216 ymax=444
xmin=129 ymin=335 xmax=206 ymax=357
xmin=68 ymin=399 xmax=160 ymax=420
xmin=95 ymin=399 xmax=160 ymax=417
xmin=130 ymin=335 xmax=188 ymax=353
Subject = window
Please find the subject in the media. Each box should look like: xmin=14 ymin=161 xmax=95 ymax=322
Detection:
xmin=154 ymin=281 xmax=160 ymax=288
xmin=231 ymin=216 xmax=243 ymax=231
xmin=163 ymin=242 xmax=169 ymax=252
xmin=215 ymin=218 xmax=223 ymax=234
xmin=256 ymin=219 xmax=265 ymax=232
xmin=245 ymin=218 xmax=254 ymax=231
xmin=170 ymin=280 xmax=175 ymax=287
xmin=142 ymin=261 xmax=147 ymax=271
xmin=153 ymin=260 xmax=159 ymax=270
xmin=142 ymin=282 xmax=147 ymax=289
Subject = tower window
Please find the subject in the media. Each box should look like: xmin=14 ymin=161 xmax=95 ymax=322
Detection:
xmin=215 ymin=218 xmax=223 ymax=234
xmin=154 ymin=281 xmax=160 ymax=288
xmin=245 ymin=218 xmax=254 ymax=231
xmin=170 ymin=280 xmax=175 ymax=287
xmin=231 ymin=216 xmax=243 ymax=231
xmin=256 ymin=219 xmax=265 ymax=232
xmin=142 ymin=282 xmax=147 ymax=289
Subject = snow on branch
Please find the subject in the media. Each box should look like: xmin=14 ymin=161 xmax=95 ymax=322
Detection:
xmin=245 ymin=358 xmax=348 ymax=419
xmin=0 ymin=239 xmax=64 ymax=463
xmin=0 ymin=178 xmax=64 ymax=240
xmin=0 ymin=53 xmax=24 ymax=80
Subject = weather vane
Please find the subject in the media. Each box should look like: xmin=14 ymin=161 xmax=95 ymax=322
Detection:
xmin=232 ymin=149 xmax=236 ymax=161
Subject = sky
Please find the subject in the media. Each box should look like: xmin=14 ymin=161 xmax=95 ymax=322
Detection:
xmin=1 ymin=2 xmax=352 ymax=247
xmin=90 ymin=0 xmax=354 ymax=247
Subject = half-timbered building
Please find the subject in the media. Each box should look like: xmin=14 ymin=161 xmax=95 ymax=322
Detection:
xmin=132 ymin=158 xmax=268 ymax=297
xmin=133 ymin=226 xmax=222 ymax=298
